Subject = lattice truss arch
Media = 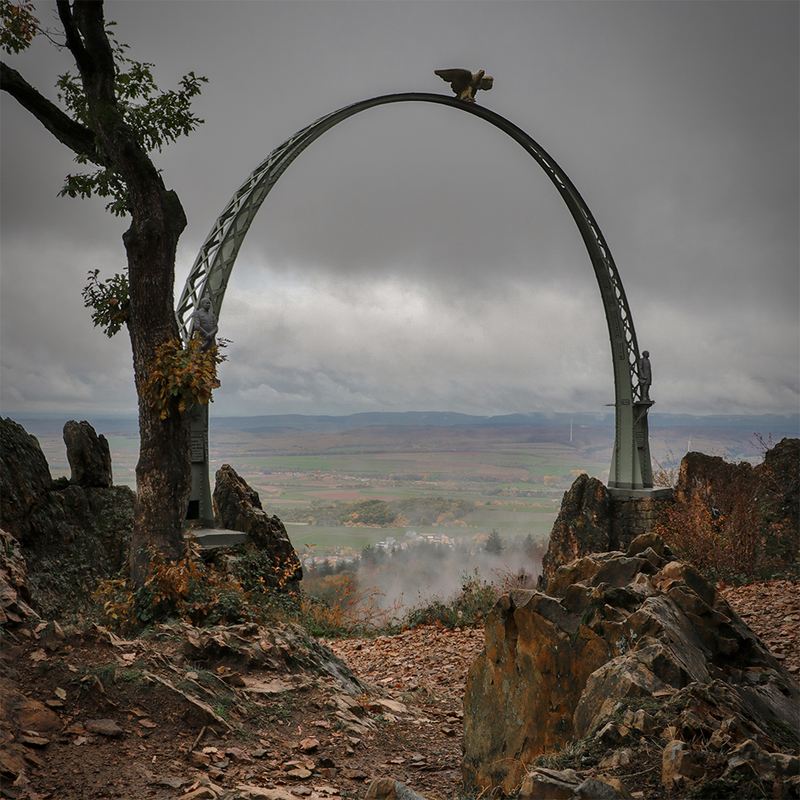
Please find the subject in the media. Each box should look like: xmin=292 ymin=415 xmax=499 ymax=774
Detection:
xmin=176 ymin=93 xmax=652 ymax=489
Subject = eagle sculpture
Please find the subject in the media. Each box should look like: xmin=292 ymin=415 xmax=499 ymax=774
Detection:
xmin=434 ymin=69 xmax=494 ymax=103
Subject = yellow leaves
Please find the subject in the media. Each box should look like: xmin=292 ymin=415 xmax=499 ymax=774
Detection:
xmin=143 ymin=335 xmax=227 ymax=419
xmin=93 ymin=578 xmax=137 ymax=636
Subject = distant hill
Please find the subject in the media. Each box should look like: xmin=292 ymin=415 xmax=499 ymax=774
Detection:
xmin=8 ymin=410 xmax=798 ymax=437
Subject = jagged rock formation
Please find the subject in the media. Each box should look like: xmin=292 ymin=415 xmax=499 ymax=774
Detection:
xmin=675 ymin=438 xmax=799 ymax=528
xmin=213 ymin=464 xmax=302 ymax=588
xmin=539 ymin=473 xmax=614 ymax=590
xmin=758 ymin=437 xmax=800 ymax=533
xmin=62 ymin=419 xmax=113 ymax=488
xmin=0 ymin=418 xmax=133 ymax=619
xmin=674 ymin=450 xmax=753 ymax=506
xmin=675 ymin=438 xmax=799 ymax=567
xmin=462 ymin=534 xmax=799 ymax=796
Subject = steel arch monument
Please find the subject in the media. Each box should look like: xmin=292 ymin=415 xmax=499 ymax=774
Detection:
xmin=177 ymin=92 xmax=654 ymax=526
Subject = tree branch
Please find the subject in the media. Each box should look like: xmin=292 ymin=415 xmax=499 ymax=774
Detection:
xmin=59 ymin=1 xmax=116 ymax=106
xmin=0 ymin=60 xmax=106 ymax=164
xmin=56 ymin=0 xmax=90 ymax=76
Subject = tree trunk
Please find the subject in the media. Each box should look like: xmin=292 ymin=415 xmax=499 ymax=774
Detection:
xmin=124 ymin=204 xmax=192 ymax=586
xmin=56 ymin=1 xmax=192 ymax=585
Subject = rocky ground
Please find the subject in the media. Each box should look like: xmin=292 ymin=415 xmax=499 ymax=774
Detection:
xmin=0 ymin=580 xmax=797 ymax=800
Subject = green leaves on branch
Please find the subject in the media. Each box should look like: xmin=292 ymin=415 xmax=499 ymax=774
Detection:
xmin=82 ymin=269 xmax=130 ymax=337
xmin=117 ymin=67 xmax=208 ymax=152
xmin=144 ymin=335 xmax=228 ymax=420
xmin=55 ymin=26 xmax=207 ymax=215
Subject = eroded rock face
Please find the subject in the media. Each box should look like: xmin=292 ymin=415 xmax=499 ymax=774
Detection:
xmin=0 ymin=529 xmax=37 ymax=626
xmin=63 ymin=420 xmax=113 ymax=488
xmin=462 ymin=535 xmax=799 ymax=795
xmin=538 ymin=474 xmax=614 ymax=591
xmin=674 ymin=450 xmax=753 ymax=507
xmin=213 ymin=464 xmax=302 ymax=588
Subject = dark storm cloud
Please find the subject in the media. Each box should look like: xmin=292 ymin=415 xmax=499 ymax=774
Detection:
xmin=1 ymin=1 xmax=797 ymax=418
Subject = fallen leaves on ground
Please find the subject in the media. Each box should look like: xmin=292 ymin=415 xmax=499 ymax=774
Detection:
xmin=722 ymin=578 xmax=799 ymax=675
xmin=324 ymin=624 xmax=484 ymax=714
xmin=1 ymin=580 xmax=796 ymax=800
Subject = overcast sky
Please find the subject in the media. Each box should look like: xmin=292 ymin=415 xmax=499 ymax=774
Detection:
xmin=2 ymin=0 xmax=798 ymax=422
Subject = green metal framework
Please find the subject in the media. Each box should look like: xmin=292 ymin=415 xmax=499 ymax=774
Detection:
xmin=177 ymin=93 xmax=653 ymax=523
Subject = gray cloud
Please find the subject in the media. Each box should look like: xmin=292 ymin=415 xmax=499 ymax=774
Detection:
xmin=2 ymin=1 xmax=797 ymax=419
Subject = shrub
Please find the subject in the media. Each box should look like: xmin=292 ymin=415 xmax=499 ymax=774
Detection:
xmin=94 ymin=535 xmax=301 ymax=632
xmin=299 ymin=573 xmax=402 ymax=637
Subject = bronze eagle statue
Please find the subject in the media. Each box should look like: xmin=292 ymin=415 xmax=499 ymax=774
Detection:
xmin=434 ymin=69 xmax=494 ymax=103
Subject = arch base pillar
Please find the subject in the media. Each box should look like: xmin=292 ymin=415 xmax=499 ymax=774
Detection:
xmin=186 ymin=404 xmax=215 ymax=528
xmin=609 ymin=401 xmax=654 ymax=490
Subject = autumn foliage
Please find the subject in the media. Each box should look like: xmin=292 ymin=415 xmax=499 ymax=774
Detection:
xmin=143 ymin=335 xmax=227 ymax=419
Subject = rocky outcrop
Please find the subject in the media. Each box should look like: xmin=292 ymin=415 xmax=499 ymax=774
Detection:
xmin=759 ymin=437 xmax=799 ymax=531
xmin=675 ymin=439 xmax=798 ymax=534
xmin=0 ymin=418 xmax=133 ymax=619
xmin=463 ymin=534 xmax=799 ymax=796
xmin=213 ymin=464 xmax=302 ymax=588
xmin=539 ymin=474 xmax=614 ymax=591
xmin=23 ymin=481 xmax=134 ymax=618
xmin=63 ymin=420 xmax=113 ymax=487
xmin=668 ymin=438 xmax=799 ymax=574
xmin=674 ymin=450 xmax=753 ymax=507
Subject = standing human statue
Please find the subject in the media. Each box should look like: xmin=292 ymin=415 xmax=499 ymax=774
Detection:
xmin=638 ymin=350 xmax=652 ymax=402
xmin=193 ymin=297 xmax=218 ymax=352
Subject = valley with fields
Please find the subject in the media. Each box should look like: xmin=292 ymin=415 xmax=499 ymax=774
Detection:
xmin=29 ymin=411 xmax=793 ymax=562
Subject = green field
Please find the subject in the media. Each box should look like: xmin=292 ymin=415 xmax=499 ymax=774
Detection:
xmin=207 ymin=425 xmax=616 ymax=551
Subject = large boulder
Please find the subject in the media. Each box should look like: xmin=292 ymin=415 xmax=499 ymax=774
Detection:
xmin=63 ymin=420 xmax=113 ymax=487
xmin=462 ymin=535 xmax=799 ymax=795
xmin=539 ymin=474 xmax=614 ymax=591
xmin=213 ymin=464 xmax=302 ymax=588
